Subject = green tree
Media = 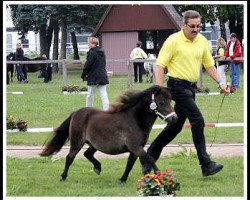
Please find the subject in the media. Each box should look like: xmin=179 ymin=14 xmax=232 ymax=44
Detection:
xmin=8 ymin=4 xmax=107 ymax=63
xmin=66 ymin=5 xmax=107 ymax=60
xmin=9 ymin=5 xmax=55 ymax=57
xmin=174 ymin=4 xmax=244 ymax=42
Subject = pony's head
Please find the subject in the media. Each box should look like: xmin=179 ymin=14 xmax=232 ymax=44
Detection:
xmin=147 ymin=53 xmax=156 ymax=59
xmin=144 ymin=85 xmax=178 ymax=124
xmin=7 ymin=52 xmax=15 ymax=61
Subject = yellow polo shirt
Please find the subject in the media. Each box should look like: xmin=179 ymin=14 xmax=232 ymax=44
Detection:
xmin=130 ymin=47 xmax=147 ymax=59
xmin=156 ymin=30 xmax=214 ymax=82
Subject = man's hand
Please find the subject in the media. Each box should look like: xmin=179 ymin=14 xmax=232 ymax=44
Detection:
xmin=220 ymin=84 xmax=230 ymax=96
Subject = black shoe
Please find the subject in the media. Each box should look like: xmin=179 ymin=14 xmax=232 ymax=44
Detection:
xmin=201 ymin=162 xmax=223 ymax=176
xmin=142 ymin=162 xmax=152 ymax=174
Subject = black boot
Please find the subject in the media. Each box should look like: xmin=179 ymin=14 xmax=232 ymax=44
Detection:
xmin=201 ymin=161 xmax=223 ymax=176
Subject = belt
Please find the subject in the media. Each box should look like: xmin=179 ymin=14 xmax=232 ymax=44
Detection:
xmin=169 ymin=77 xmax=197 ymax=87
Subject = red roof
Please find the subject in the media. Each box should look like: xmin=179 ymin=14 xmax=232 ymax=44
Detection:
xmin=92 ymin=5 xmax=182 ymax=36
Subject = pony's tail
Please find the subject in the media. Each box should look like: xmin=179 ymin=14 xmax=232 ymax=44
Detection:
xmin=39 ymin=115 xmax=72 ymax=156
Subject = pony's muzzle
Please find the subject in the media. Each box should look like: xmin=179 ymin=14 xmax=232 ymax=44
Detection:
xmin=164 ymin=112 xmax=178 ymax=124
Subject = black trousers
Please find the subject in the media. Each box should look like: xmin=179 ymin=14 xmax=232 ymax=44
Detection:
xmin=147 ymin=77 xmax=211 ymax=166
xmin=133 ymin=62 xmax=144 ymax=83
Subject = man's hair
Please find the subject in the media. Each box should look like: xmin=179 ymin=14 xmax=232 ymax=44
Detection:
xmin=88 ymin=37 xmax=99 ymax=45
xmin=136 ymin=41 xmax=142 ymax=47
xmin=183 ymin=10 xmax=201 ymax=24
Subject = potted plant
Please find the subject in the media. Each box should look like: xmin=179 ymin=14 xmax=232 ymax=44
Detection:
xmin=17 ymin=119 xmax=28 ymax=131
xmin=7 ymin=115 xmax=17 ymax=130
xmin=137 ymin=169 xmax=180 ymax=196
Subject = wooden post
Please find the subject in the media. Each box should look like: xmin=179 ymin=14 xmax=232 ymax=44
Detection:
xmin=62 ymin=59 xmax=67 ymax=86
xmin=127 ymin=60 xmax=132 ymax=89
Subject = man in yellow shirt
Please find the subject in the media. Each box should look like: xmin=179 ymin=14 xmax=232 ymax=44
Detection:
xmin=143 ymin=10 xmax=230 ymax=176
xmin=130 ymin=41 xmax=147 ymax=83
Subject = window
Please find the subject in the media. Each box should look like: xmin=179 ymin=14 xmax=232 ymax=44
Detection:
xmin=6 ymin=34 xmax=12 ymax=51
xmin=21 ymin=39 xmax=29 ymax=48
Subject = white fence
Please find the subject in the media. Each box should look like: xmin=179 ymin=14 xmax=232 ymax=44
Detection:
xmin=6 ymin=57 xmax=244 ymax=89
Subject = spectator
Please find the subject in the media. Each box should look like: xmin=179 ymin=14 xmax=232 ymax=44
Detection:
xmin=142 ymin=10 xmax=230 ymax=177
xmin=224 ymin=33 xmax=243 ymax=93
xmin=81 ymin=37 xmax=109 ymax=110
xmin=130 ymin=41 xmax=147 ymax=83
xmin=15 ymin=43 xmax=28 ymax=83
xmin=213 ymin=37 xmax=227 ymax=86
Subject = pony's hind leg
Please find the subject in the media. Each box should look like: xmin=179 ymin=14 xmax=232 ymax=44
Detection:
xmin=84 ymin=146 xmax=101 ymax=175
xmin=61 ymin=143 xmax=84 ymax=181
xmin=119 ymin=153 xmax=137 ymax=183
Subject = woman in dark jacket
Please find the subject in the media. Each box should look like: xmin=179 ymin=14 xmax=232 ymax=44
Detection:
xmin=15 ymin=43 xmax=28 ymax=83
xmin=81 ymin=37 xmax=109 ymax=110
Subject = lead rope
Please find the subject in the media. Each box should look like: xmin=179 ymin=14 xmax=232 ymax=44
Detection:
xmin=210 ymin=83 xmax=229 ymax=147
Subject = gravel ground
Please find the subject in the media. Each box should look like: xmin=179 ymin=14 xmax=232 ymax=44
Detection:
xmin=6 ymin=143 xmax=244 ymax=160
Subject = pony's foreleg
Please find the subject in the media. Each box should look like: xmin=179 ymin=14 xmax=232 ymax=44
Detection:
xmin=43 ymin=68 xmax=49 ymax=83
xmin=120 ymin=153 xmax=137 ymax=183
xmin=61 ymin=145 xmax=84 ymax=181
xmin=138 ymin=150 xmax=160 ymax=175
xmin=84 ymin=146 xmax=101 ymax=175
xmin=7 ymin=72 xmax=10 ymax=85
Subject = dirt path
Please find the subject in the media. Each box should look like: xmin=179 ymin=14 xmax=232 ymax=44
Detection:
xmin=6 ymin=143 xmax=244 ymax=160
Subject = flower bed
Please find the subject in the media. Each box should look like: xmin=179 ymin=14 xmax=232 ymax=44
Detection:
xmin=7 ymin=115 xmax=28 ymax=131
xmin=137 ymin=169 xmax=180 ymax=196
xmin=62 ymin=84 xmax=88 ymax=95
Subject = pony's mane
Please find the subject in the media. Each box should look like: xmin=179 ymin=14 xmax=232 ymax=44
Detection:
xmin=107 ymin=85 xmax=168 ymax=113
xmin=107 ymin=89 xmax=143 ymax=113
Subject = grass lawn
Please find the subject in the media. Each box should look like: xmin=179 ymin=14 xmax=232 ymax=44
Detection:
xmin=6 ymin=155 xmax=244 ymax=197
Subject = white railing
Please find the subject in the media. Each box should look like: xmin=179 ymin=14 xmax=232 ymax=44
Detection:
xmin=6 ymin=57 xmax=244 ymax=89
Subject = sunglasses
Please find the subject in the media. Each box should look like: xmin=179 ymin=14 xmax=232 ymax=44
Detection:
xmin=186 ymin=24 xmax=201 ymax=29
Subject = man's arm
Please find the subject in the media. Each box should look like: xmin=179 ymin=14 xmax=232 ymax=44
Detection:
xmin=155 ymin=65 xmax=165 ymax=86
xmin=206 ymin=66 xmax=230 ymax=95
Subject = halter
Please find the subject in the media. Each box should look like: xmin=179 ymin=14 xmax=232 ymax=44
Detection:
xmin=150 ymin=93 xmax=176 ymax=121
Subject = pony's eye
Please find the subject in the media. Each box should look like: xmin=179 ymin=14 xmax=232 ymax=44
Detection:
xmin=159 ymin=101 xmax=165 ymax=106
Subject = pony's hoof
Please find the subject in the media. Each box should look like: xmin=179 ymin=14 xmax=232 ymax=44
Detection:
xmin=119 ymin=178 xmax=127 ymax=183
xmin=60 ymin=178 xmax=66 ymax=181
xmin=93 ymin=167 xmax=101 ymax=175
xmin=60 ymin=175 xmax=67 ymax=181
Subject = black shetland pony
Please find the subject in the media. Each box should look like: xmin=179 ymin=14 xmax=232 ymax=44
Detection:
xmin=23 ymin=56 xmax=51 ymax=83
xmin=7 ymin=52 xmax=15 ymax=84
xmin=40 ymin=85 xmax=178 ymax=182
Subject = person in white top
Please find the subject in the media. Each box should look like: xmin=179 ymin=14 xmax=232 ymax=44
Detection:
xmin=130 ymin=41 xmax=147 ymax=83
xmin=213 ymin=37 xmax=227 ymax=86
